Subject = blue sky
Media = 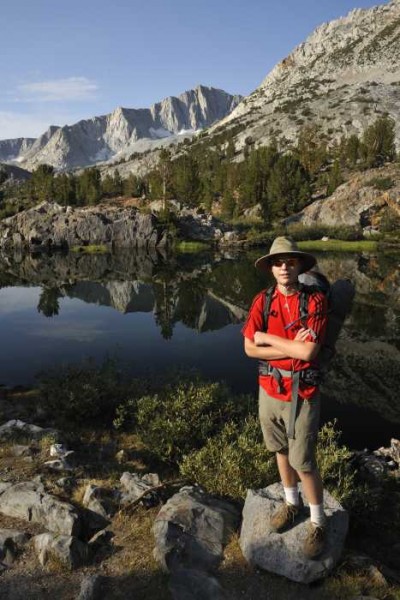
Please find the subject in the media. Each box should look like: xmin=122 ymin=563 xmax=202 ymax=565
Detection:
xmin=1 ymin=0 xmax=385 ymax=139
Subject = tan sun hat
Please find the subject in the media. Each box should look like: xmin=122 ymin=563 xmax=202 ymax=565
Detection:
xmin=255 ymin=236 xmax=316 ymax=274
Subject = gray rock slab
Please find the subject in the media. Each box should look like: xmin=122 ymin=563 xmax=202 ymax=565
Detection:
xmin=169 ymin=568 xmax=227 ymax=600
xmin=239 ymin=483 xmax=349 ymax=584
xmin=0 ymin=419 xmax=58 ymax=441
xmin=0 ymin=481 xmax=81 ymax=536
xmin=153 ymin=485 xmax=240 ymax=573
xmin=120 ymin=471 xmax=160 ymax=508
xmin=33 ymin=533 xmax=89 ymax=569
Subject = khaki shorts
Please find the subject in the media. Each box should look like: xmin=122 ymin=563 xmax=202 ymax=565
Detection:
xmin=258 ymin=386 xmax=320 ymax=472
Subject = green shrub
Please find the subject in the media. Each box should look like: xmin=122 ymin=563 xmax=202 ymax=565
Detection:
xmin=179 ymin=416 xmax=278 ymax=499
xmin=316 ymin=421 xmax=355 ymax=505
xmin=136 ymin=378 xmax=254 ymax=464
xmin=365 ymin=176 xmax=395 ymax=190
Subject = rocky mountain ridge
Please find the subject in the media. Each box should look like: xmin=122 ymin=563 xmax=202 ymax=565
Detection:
xmin=0 ymin=85 xmax=242 ymax=172
xmin=210 ymin=0 xmax=400 ymax=152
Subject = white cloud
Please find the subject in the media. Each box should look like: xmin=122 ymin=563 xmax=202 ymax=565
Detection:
xmin=18 ymin=77 xmax=99 ymax=102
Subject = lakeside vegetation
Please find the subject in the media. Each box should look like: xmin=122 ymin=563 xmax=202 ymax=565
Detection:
xmin=1 ymin=116 xmax=399 ymax=237
xmin=35 ymin=360 xmax=399 ymax=534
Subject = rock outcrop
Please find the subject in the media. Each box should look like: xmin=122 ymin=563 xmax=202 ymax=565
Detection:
xmin=286 ymin=164 xmax=400 ymax=229
xmin=239 ymin=483 xmax=349 ymax=583
xmin=0 ymin=201 xmax=170 ymax=251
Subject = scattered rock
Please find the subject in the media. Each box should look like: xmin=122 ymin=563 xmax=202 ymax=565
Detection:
xmin=239 ymin=483 xmax=349 ymax=584
xmin=33 ymin=533 xmax=89 ymax=569
xmin=0 ymin=480 xmax=81 ymax=536
xmin=77 ymin=574 xmax=107 ymax=600
xmin=50 ymin=443 xmax=69 ymax=457
xmin=374 ymin=439 xmax=400 ymax=467
xmin=83 ymin=484 xmax=117 ymax=519
xmin=43 ymin=457 xmax=74 ymax=472
xmin=115 ymin=449 xmax=128 ymax=464
xmin=153 ymin=485 xmax=240 ymax=573
xmin=120 ymin=471 xmax=161 ymax=508
xmin=0 ymin=419 xmax=58 ymax=442
xmin=169 ymin=568 xmax=227 ymax=600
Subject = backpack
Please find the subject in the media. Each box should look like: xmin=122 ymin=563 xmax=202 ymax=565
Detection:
xmin=260 ymin=269 xmax=355 ymax=376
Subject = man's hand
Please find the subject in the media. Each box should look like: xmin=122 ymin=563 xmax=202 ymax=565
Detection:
xmin=294 ymin=327 xmax=311 ymax=341
xmin=254 ymin=331 xmax=268 ymax=346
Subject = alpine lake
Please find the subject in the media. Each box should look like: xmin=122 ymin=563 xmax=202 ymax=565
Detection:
xmin=0 ymin=246 xmax=399 ymax=450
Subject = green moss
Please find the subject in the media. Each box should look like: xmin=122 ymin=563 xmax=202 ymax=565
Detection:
xmin=175 ymin=240 xmax=211 ymax=253
xmin=70 ymin=244 xmax=109 ymax=253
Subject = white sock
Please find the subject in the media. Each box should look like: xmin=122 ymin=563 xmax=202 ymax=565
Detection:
xmin=283 ymin=486 xmax=299 ymax=506
xmin=309 ymin=503 xmax=326 ymax=527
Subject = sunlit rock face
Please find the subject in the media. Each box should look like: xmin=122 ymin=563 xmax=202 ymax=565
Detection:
xmin=210 ymin=0 xmax=400 ymax=152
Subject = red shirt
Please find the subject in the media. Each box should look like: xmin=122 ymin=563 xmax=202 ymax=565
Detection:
xmin=242 ymin=287 xmax=327 ymax=401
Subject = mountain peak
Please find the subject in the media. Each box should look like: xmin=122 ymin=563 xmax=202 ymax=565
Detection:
xmin=0 ymin=86 xmax=241 ymax=170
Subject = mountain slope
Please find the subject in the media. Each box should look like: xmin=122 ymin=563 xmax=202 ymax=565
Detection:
xmin=210 ymin=0 xmax=400 ymax=151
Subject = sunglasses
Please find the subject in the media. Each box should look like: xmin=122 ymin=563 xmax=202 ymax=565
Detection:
xmin=271 ymin=258 xmax=300 ymax=267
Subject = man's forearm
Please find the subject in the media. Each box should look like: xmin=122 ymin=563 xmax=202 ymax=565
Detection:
xmin=257 ymin=332 xmax=319 ymax=361
xmin=244 ymin=338 xmax=287 ymax=360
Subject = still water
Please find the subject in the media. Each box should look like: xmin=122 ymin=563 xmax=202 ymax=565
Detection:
xmin=0 ymin=248 xmax=399 ymax=449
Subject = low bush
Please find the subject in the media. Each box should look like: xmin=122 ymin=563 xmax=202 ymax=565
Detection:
xmin=135 ymin=378 xmax=254 ymax=464
xmin=179 ymin=416 xmax=278 ymax=499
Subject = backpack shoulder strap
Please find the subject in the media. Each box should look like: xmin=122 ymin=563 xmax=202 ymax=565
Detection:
xmin=299 ymin=284 xmax=311 ymax=326
xmin=262 ymin=285 xmax=275 ymax=332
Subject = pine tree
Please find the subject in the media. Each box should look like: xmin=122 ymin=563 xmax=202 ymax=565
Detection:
xmin=361 ymin=115 xmax=396 ymax=168
xmin=327 ymin=159 xmax=344 ymax=195
xmin=295 ymin=125 xmax=327 ymax=176
xmin=267 ymin=153 xmax=310 ymax=218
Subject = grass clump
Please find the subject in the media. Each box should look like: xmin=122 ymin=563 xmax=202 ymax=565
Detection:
xmin=179 ymin=416 xmax=277 ymax=499
xmin=297 ymin=239 xmax=378 ymax=252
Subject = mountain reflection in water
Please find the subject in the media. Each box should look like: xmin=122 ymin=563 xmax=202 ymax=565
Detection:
xmin=0 ymin=248 xmax=399 ymax=449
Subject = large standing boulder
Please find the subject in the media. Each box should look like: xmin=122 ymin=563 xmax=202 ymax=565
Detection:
xmin=153 ymin=485 xmax=240 ymax=573
xmin=239 ymin=483 xmax=349 ymax=584
xmin=0 ymin=481 xmax=81 ymax=536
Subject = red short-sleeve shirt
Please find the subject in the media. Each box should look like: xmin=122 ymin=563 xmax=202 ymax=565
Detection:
xmin=242 ymin=287 xmax=327 ymax=401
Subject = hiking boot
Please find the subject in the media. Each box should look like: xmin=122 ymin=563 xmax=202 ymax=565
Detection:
xmin=270 ymin=498 xmax=303 ymax=533
xmin=303 ymin=522 xmax=326 ymax=559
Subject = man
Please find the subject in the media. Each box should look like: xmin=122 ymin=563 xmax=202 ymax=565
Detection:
xmin=242 ymin=236 xmax=328 ymax=559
